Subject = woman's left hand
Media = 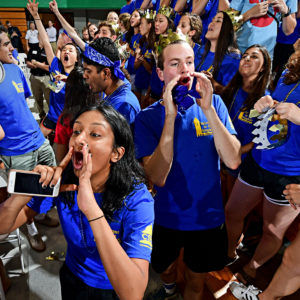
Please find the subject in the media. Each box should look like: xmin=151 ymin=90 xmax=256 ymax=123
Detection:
xmin=192 ymin=71 xmax=213 ymax=111
xmin=268 ymin=0 xmax=289 ymax=15
xmin=76 ymin=144 xmax=102 ymax=219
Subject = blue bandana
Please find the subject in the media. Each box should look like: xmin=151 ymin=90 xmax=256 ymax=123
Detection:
xmin=172 ymin=80 xmax=201 ymax=111
xmin=83 ymin=44 xmax=125 ymax=80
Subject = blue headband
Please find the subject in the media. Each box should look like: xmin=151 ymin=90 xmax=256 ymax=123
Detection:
xmin=83 ymin=44 xmax=125 ymax=80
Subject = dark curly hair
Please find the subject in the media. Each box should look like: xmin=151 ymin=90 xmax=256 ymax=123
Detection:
xmin=181 ymin=13 xmax=202 ymax=44
xmin=284 ymin=50 xmax=300 ymax=85
xmin=61 ymin=103 xmax=146 ymax=220
xmin=82 ymin=37 xmax=120 ymax=79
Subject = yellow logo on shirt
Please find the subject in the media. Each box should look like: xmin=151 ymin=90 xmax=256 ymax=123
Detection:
xmin=194 ymin=118 xmax=213 ymax=137
xmin=12 ymin=81 xmax=24 ymax=93
xmin=238 ymin=111 xmax=253 ymax=124
xmin=140 ymin=225 xmax=152 ymax=249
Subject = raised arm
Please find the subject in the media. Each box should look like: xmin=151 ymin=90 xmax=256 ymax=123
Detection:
xmin=193 ymin=72 xmax=241 ymax=169
xmin=140 ymin=0 xmax=153 ymax=10
xmin=192 ymin=0 xmax=210 ymax=16
xmin=174 ymin=0 xmax=187 ymax=13
xmin=49 ymin=0 xmax=85 ymax=51
xmin=270 ymin=0 xmax=297 ymax=35
xmin=27 ymin=0 xmax=55 ymax=65
xmin=142 ymin=75 xmax=180 ymax=187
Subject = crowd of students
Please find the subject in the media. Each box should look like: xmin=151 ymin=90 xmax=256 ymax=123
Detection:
xmin=0 ymin=0 xmax=300 ymax=299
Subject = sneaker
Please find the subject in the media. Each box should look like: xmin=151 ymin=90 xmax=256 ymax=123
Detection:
xmin=28 ymin=233 xmax=46 ymax=252
xmin=146 ymin=286 xmax=178 ymax=300
xmin=230 ymin=282 xmax=261 ymax=300
xmin=225 ymin=254 xmax=239 ymax=266
xmin=34 ymin=214 xmax=59 ymax=227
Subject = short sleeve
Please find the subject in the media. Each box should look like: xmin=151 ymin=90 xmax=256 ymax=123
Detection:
xmin=230 ymin=0 xmax=244 ymax=12
xmin=18 ymin=67 xmax=31 ymax=99
xmin=134 ymin=110 xmax=161 ymax=159
xmin=54 ymin=115 xmax=72 ymax=145
xmin=286 ymin=0 xmax=298 ymax=13
xmin=50 ymin=56 xmax=63 ymax=76
xmin=27 ymin=196 xmax=56 ymax=214
xmin=217 ymin=55 xmax=240 ymax=86
xmin=25 ymin=30 xmax=30 ymax=40
xmin=114 ymin=102 xmax=136 ymax=125
xmin=121 ymin=187 xmax=154 ymax=261
xmin=214 ymin=95 xmax=237 ymax=135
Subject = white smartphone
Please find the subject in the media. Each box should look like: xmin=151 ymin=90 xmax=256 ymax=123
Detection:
xmin=7 ymin=170 xmax=61 ymax=197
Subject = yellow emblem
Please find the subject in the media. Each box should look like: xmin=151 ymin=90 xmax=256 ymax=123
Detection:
xmin=140 ymin=225 xmax=152 ymax=249
xmin=194 ymin=118 xmax=202 ymax=137
xmin=12 ymin=81 xmax=24 ymax=93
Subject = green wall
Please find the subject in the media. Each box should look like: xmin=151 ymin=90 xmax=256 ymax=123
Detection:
xmin=2 ymin=0 xmax=124 ymax=9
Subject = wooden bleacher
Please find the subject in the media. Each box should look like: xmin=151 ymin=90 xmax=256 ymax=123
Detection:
xmin=0 ymin=8 xmax=27 ymax=51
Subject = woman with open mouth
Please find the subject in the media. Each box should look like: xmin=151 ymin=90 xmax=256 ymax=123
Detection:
xmin=196 ymin=11 xmax=241 ymax=95
xmin=27 ymin=0 xmax=80 ymax=138
xmin=0 ymin=103 xmax=154 ymax=300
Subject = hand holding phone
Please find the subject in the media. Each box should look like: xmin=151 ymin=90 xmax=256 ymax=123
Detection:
xmin=7 ymin=147 xmax=77 ymax=197
xmin=8 ymin=170 xmax=61 ymax=197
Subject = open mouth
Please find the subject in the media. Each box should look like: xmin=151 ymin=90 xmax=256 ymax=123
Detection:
xmin=72 ymin=151 xmax=83 ymax=170
xmin=63 ymin=55 xmax=69 ymax=63
xmin=178 ymin=76 xmax=191 ymax=87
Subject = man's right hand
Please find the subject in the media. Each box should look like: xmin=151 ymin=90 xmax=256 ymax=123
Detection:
xmin=163 ymin=75 xmax=180 ymax=117
xmin=27 ymin=0 xmax=39 ymax=18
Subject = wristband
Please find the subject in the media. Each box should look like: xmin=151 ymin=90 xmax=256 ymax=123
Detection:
xmin=282 ymin=8 xmax=291 ymax=18
xmin=88 ymin=215 xmax=104 ymax=222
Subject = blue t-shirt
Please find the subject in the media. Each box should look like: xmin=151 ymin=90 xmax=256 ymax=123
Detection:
xmin=0 ymin=64 xmax=45 ymax=156
xmin=201 ymin=0 xmax=219 ymax=44
xmin=134 ymin=96 xmax=236 ymax=230
xmin=104 ymin=83 xmax=141 ymax=125
xmin=193 ymin=43 xmax=201 ymax=71
xmin=229 ymin=88 xmax=269 ymax=161
xmin=120 ymin=0 xmax=136 ymax=14
xmin=231 ymin=0 xmax=298 ymax=57
xmin=27 ymin=184 xmax=154 ymax=289
xmin=150 ymin=64 xmax=164 ymax=98
xmin=126 ymin=34 xmax=141 ymax=75
xmin=277 ymin=17 xmax=300 ymax=44
xmin=134 ymin=44 xmax=152 ymax=90
xmin=252 ymin=73 xmax=300 ymax=176
xmin=47 ymin=57 xmax=68 ymax=123
xmin=196 ymin=46 xmax=241 ymax=87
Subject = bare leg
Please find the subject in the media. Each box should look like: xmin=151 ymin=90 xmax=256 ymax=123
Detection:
xmin=244 ymin=198 xmax=300 ymax=278
xmin=160 ymin=261 xmax=177 ymax=284
xmin=225 ymin=179 xmax=263 ymax=258
xmin=39 ymin=123 xmax=53 ymax=137
xmin=259 ymin=229 xmax=300 ymax=300
xmin=183 ymin=267 xmax=205 ymax=300
xmin=0 ymin=258 xmax=10 ymax=292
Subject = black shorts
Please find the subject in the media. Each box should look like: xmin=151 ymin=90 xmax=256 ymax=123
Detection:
xmin=239 ymin=153 xmax=300 ymax=206
xmin=41 ymin=115 xmax=57 ymax=130
xmin=151 ymin=223 xmax=228 ymax=274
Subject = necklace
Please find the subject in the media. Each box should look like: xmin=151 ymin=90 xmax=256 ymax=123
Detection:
xmin=282 ymin=81 xmax=300 ymax=103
